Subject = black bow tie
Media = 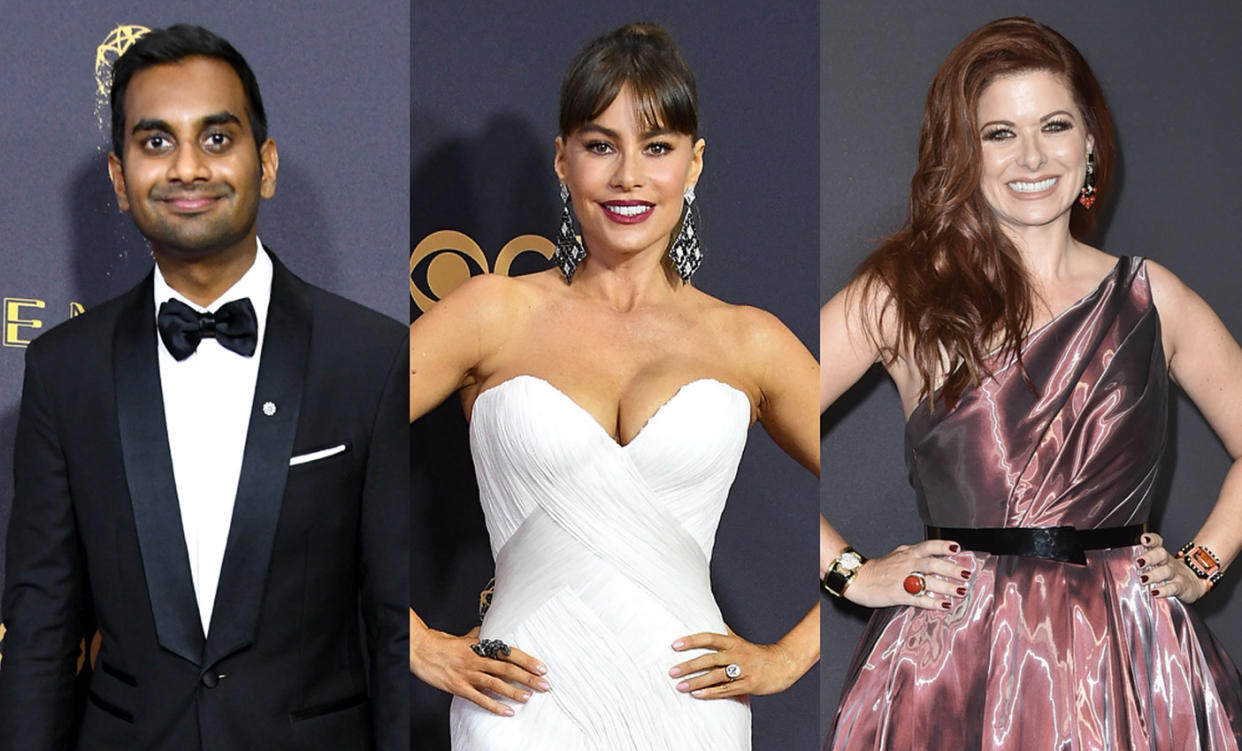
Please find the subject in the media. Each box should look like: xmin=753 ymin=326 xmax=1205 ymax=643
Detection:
xmin=157 ymin=297 xmax=259 ymax=361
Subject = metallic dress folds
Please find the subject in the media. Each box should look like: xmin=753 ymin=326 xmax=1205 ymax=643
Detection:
xmin=830 ymin=257 xmax=1242 ymax=750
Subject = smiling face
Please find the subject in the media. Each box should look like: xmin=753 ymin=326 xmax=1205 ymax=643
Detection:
xmin=555 ymin=84 xmax=704 ymax=265
xmin=976 ymin=69 xmax=1093 ymax=237
xmin=107 ymin=56 xmax=277 ymax=262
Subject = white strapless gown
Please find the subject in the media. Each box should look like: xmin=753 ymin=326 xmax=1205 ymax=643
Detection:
xmin=449 ymin=375 xmax=753 ymax=750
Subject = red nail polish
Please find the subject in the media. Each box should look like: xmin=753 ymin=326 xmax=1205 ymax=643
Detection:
xmin=941 ymin=601 xmax=951 ymax=610
xmin=956 ymin=587 xmax=967 ymax=596
xmin=949 ymin=544 xmax=960 ymax=553
xmin=961 ymin=570 xmax=971 ymax=579
xmin=1150 ymin=589 xmax=1159 ymax=596
xmin=1140 ymin=574 xmax=1148 ymax=583
xmin=1136 ymin=558 xmax=1145 ymax=567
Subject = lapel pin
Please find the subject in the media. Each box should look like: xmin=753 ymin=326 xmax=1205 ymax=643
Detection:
xmin=262 ymin=401 xmax=277 ymax=416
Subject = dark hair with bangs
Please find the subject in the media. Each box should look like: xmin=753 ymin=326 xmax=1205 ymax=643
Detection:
xmin=559 ymin=22 xmax=697 ymax=137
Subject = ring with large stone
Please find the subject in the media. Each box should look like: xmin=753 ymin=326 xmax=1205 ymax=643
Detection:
xmin=470 ymin=638 xmax=512 ymax=660
xmin=724 ymin=663 xmax=742 ymax=681
xmin=902 ymin=572 xmax=927 ymax=596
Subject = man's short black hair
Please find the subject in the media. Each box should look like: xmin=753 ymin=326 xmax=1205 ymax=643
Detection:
xmin=110 ymin=24 xmax=267 ymax=159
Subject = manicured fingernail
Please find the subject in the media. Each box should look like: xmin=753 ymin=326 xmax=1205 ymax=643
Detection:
xmin=536 ymin=663 xmax=548 ymax=674
xmin=1142 ymin=535 xmax=1152 ymax=545
xmin=669 ymin=667 xmax=682 ymax=677
xmin=956 ymin=587 xmax=967 ymax=596
xmin=677 ymin=681 xmax=690 ymax=691
xmin=1136 ymin=558 xmax=1146 ymax=567
xmin=521 ymin=691 xmax=531 ymax=702
xmin=961 ymin=570 xmax=971 ymax=579
xmin=949 ymin=544 xmax=960 ymax=553
xmin=941 ymin=601 xmax=951 ymax=610
xmin=504 ymin=707 xmax=515 ymax=717
xmin=1150 ymin=589 xmax=1159 ymax=597
xmin=671 ymin=640 xmax=684 ymax=649
xmin=691 ymin=689 xmax=704 ymax=697
xmin=537 ymin=680 xmax=550 ymax=691
xmin=1140 ymin=574 xmax=1149 ymax=583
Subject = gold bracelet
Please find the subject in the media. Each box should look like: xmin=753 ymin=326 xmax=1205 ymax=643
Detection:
xmin=822 ymin=547 xmax=867 ymax=597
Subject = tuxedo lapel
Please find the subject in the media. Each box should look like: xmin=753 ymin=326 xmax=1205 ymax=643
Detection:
xmin=114 ymin=273 xmax=205 ymax=666
xmin=203 ymin=257 xmax=310 ymax=668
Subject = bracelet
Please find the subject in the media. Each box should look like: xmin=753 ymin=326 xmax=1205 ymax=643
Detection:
xmin=478 ymin=577 xmax=496 ymax=621
xmin=822 ymin=546 xmax=867 ymax=598
xmin=1176 ymin=542 xmax=1224 ymax=590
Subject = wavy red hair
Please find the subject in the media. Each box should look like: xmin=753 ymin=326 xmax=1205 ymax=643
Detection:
xmin=856 ymin=17 xmax=1116 ymax=408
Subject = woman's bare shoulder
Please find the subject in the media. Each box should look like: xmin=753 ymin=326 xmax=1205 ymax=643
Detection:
xmin=1141 ymin=257 xmax=1194 ymax=307
xmin=820 ymin=271 xmax=900 ymax=351
xmin=691 ymin=292 xmax=807 ymax=360
xmin=422 ymin=269 xmax=559 ymax=326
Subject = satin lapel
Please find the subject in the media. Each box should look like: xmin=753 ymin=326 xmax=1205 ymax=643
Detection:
xmin=114 ymin=272 xmax=205 ymax=666
xmin=203 ymin=257 xmax=310 ymax=668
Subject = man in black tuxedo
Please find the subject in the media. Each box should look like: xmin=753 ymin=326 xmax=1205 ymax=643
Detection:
xmin=0 ymin=25 xmax=407 ymax=750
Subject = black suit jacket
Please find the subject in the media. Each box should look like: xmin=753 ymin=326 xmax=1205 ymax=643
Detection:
xmin=0 ymin=255 xmax=408 ymax=751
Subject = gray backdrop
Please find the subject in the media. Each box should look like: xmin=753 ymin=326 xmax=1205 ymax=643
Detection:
xmin=0 ymin=0 xmax=408 ymax=675
xmin=411 ymin=1 xmax=819 ymax=748
xmin=820 ymin=3 xmax=1242 ymax=744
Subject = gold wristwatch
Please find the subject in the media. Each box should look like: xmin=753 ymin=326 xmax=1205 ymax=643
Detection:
xmin=823 ymin=546 xmax=867 ymax=597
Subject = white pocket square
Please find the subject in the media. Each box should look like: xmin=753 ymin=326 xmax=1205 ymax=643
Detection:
xmin=289 ymin=443 xmax=348 ymax=466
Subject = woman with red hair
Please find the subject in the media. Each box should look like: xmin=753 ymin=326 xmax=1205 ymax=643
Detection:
xmin=820 ymin=17 xmax=1242 ymax=749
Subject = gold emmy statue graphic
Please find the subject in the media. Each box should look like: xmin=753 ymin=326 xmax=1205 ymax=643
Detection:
xmin=94 ymin=24 xmax=150 ymax=128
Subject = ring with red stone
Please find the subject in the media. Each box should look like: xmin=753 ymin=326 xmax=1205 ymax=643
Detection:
xmin=903 ymin=572 xmax=927 ymax=596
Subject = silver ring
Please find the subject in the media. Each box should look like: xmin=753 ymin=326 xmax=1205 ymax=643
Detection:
xmin=470 ymin=638 xmax=511 ymax=660
xmin=724 ymin=663 xmax=742 ymax=681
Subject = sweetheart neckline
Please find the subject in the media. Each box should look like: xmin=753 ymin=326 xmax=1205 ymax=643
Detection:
xmin=471 ymin=374 xmax=751 ymax=449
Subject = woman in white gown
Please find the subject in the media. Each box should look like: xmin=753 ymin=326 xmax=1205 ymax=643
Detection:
xmin=409 ymin=23 xmax=818 ymax=750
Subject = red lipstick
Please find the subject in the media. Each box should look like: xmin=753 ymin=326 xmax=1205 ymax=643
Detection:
xmin=600 ymin=200 xmax=654 ymax=224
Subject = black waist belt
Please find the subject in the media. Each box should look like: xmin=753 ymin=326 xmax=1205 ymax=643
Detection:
xmin=925 ymin=523 xmax=1147 ymax=565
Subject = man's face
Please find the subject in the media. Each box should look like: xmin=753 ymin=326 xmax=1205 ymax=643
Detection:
xmin=108 ymin=56 xmax=277 ymax=261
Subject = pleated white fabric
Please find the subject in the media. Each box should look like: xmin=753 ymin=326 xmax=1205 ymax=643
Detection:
xmin=450 ymin=375 xmax=753 ymax=750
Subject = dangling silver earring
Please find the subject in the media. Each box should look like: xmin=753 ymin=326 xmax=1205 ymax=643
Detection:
xmin=553 ymin=183 xmax=587 ymax=283
xmin=667 ymin=186 xmax=702 ymax=282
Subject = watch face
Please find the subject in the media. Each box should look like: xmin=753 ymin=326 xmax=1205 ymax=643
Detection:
xmin=841 ymin=552 xmax=862 ymax=571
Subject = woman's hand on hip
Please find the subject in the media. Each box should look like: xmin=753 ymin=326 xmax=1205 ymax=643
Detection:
xmin=410 ymin=617 xmax=550 ymax=717
xmin=845 ymin=539 xmax=970 ymax=610
xmin=668 ymin=627 xmax=798 ymax=699
xmin=1137 ymin=532 xmax=1211 ymax=604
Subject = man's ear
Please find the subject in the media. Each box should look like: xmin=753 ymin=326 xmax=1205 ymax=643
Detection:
xmin=107 ymin=152 xmax=130 ymax=212
xmin=259 ymin=138 xmax=279 ymax=199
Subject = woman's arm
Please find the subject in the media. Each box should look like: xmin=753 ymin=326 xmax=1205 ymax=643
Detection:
xmin=409 ymin=272 xmax=516 ymax=422
xmin=410 ymin=273 xmax=549 ymax=715
xmin=819 ymin=281 xmax=969 ymax=610
xmin=1137 ymin=261 xmax=1242 ymax=602
xmin=669 ymin=305 xmax=819 ymax=698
